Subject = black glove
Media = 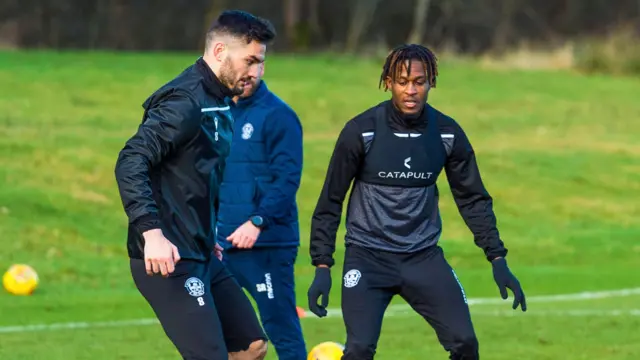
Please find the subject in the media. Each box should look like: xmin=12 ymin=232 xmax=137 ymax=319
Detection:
xmin=307 ymin=266 xmax=332 ymax=317
xmin=492 ymin=257 xmax=527 ymax=311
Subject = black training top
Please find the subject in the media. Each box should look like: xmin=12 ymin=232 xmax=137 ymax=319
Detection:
xmin=115 ymin=58 xmax=236 ymax=261
xmin=309 ymin=100 xmax=508 ymax=267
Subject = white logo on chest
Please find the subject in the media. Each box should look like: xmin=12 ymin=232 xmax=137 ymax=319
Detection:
xmin=378 ymin=156 xmax=432 ymax=179
xmin=241 ymin=123 xmax=254 ymax=140
xmin=379 ymin=171 xmax=432 ymax=179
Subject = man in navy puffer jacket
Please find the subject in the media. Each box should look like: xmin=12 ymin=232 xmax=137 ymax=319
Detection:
xmin=216 ymin=64 xmax=306 ymax=360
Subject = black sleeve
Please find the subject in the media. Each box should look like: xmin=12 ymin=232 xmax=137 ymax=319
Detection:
xmin=309 ymin=120 xmax=364 ymax=267
xmin=444 ymin=121 xmax=508 ymax=261
xmin=114 ymin=89 xmax=201 ymax=234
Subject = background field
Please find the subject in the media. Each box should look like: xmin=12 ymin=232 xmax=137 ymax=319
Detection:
xmin=0 ymin=50 xmax=639 ymax=359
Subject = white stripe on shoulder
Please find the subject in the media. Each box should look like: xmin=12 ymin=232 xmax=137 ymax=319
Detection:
xmin=201 ymin=106 xmax=230 ymax=112
xmin=441 ymin=134 xmax=454 ymax=138
xmin=362 ymin=132 xmax=374 ymax=137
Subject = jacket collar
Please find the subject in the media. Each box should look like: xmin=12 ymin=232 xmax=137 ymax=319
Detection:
xmin=385 ymin=99 xmax=427 ymax=132
xmin=195 ymin=57 xmax=235 ymax=100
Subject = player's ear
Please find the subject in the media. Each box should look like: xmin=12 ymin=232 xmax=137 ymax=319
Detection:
xmin=385 ymin=76 xmax=392 ymax=91
xmin=212 ymin=42 xmax=226 ymax=62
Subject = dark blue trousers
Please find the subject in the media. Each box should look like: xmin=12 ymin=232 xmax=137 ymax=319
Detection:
xmin=223 ymin=246 xmax=307 ymax=360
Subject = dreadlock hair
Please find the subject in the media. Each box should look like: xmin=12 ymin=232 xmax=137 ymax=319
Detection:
xmin=379 ymin=44 xmax=438 ymax=91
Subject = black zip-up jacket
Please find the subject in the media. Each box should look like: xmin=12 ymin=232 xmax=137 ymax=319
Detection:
xmin=115 ymin=58 xmax=236 ymax=261
xmin=309 ymin=100 xmax=508 ymax=267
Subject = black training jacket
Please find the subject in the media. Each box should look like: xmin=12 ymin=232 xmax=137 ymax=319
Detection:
xmin=309 ymin=100 xmax=508 ymax=267
xmin=115 ymin=58 xmax=236 ymax=261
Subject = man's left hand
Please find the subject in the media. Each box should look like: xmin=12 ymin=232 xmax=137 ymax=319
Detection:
xmin=226 ymin=221 xmax=261 ymax=249
xmin=491 ymin=257 xmax=527 ymax=312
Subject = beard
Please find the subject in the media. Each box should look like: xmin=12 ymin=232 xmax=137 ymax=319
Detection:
xmin=218 ymin=57 xmax=245 ymax=96
xmin=237 ymin=78 xmax=260 ymax=99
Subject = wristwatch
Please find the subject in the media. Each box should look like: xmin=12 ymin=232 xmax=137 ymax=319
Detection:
xmin=250 ymin=215 xmax=264 ymax=228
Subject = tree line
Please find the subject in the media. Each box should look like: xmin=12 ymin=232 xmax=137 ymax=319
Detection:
xmin=0 ymin=0 xmax=638 ymax=56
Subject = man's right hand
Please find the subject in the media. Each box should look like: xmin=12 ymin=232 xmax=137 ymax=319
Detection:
xmin=142 ymin=229 xmax=181 ymax=277
xmin=307 ymin=265 xmax=332 ymax=317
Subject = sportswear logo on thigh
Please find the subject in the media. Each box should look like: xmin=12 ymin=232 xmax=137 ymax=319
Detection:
xmin=184 ymin=277 xmax=205 ymax=297
xmin=343 ymin=269 xmax=362 ymax=288
xmin=256 ymin=273 xmax=274 ymax=299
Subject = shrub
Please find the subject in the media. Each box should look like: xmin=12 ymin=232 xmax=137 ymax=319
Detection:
xmin=573 ymin=24 xmax=640 ymax=76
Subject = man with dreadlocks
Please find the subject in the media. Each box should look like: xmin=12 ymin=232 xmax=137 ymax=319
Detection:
xmin=306 ymin=44 xmax=526 ymax=359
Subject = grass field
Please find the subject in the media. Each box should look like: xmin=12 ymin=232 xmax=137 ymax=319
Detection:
xmin=0 ymin=50 xmax=639 ymax=359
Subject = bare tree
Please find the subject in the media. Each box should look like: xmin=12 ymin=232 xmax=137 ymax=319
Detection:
xmin=492 ymin=0 xmax=519 ymax=53
xmin=345 ymin=0 xmax=382 ymax=52
xmin=284 ymin=0 xmax=301 ymax=48
xmin=407 ymin=0 xmax=433 ymax=45
xmin=308 ymin=0 xmax=324 ymax=42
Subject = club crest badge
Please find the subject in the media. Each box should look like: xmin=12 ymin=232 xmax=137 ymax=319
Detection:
xmin=242 ymin=123 xmax=254 ymax=140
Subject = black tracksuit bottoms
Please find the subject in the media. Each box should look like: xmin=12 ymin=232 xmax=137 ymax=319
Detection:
xmin=130 ymin=256 xmax=266 ymax=359
xmin=340 ymin=244 xmax=479 ymax=360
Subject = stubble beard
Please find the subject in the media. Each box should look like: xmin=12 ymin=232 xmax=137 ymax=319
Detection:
xmin=219 ymin=57 xmax=244 ymax=96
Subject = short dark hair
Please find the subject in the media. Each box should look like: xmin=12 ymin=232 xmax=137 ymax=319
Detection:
xmin=206 ymin=10 xmax=276 ymax=49
xmin=379 ymin=44 xmax=438 ymax=91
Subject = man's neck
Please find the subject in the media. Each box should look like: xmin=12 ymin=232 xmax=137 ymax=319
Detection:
xmin=387 ymin=99 xmax=427 ymax=130
xmin=195 ymin=55 xmax=234 ymax=99
xmin=202 ymin=54 xmax=220 ymax=78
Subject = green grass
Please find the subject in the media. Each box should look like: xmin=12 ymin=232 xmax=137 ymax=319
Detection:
xmin=1 ymin=50 xmax=639 ymax=359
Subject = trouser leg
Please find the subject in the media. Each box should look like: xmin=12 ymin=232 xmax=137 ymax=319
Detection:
xmin=399 ymin=247 xmax=479 ymax=359
xmin=130 ymin=258 xmax=228 ymax=360
xmin=208 ymin=255 xmax=268 ymax=359
xmin=226 ymin=247 xmax=307 ymax=360
xmin=340 ymin=246 xmax=397 ymax=360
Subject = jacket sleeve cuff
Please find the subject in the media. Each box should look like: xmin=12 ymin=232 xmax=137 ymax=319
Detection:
xmin=486 ymin=248 xmax=508 ymax=262
xmin=132 ymin=213 xmax=162 ymax=234
xmin=311 ymin=256 xmax=335 ymax=268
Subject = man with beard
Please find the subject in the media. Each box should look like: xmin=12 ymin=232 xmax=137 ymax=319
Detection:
xmin=115 ymin=10 xmax=276 ymax=360
xmin=306 ymin=44 xmax=527 ymax=359
xmin=215 ymin=60 xmax=306 ymax=359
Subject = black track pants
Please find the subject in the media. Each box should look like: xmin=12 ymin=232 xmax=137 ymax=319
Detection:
xmin=340 ymin=245 xmax=479 ymax=360
xmin=130 ymin=256 xmax=267 ymax=360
